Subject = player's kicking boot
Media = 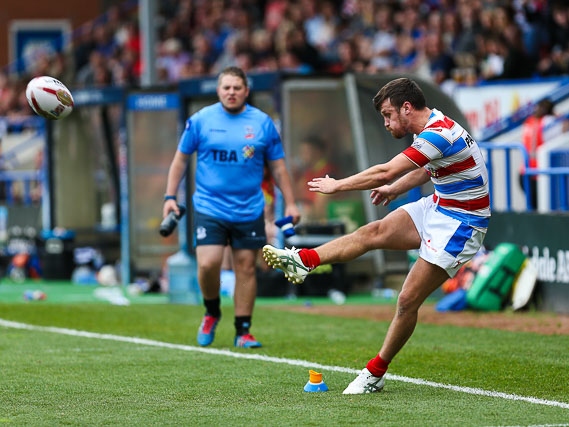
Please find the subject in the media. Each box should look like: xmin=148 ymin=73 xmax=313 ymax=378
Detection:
xmin=262 ymin=245 xmax=310 ymax=284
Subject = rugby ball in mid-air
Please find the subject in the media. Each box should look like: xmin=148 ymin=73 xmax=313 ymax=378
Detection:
xmin=26 ymin=76 xmax=74 ymax=120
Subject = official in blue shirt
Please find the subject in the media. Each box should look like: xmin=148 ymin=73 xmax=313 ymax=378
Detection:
xmin=164 ymin=66 xmax=300 ymax=348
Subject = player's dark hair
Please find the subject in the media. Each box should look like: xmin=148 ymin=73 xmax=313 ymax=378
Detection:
xmin=373 ymin=78 xmax=426 ymax=112
xmin=218 ymin=66 xmax=248 ymax=88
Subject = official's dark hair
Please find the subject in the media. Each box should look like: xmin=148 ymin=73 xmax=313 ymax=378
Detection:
xmin=373 ymin=78 xmax=426 ymax=112
xmin=218 ymin=66 xmax=248 ymax=88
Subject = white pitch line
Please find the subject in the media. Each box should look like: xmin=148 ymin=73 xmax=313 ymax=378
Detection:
xmin=1 ymin=318 xmax=568 ymax=410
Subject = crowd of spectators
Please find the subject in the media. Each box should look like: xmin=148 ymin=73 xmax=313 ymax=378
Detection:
xmin=1 ymin=0 xmax=569 ymax=118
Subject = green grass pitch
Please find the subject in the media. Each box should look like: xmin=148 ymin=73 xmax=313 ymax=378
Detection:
xmin=0 ymin=282 xmax=568 ymax=426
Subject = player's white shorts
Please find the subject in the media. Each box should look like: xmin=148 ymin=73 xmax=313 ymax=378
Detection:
xmin=401 ymin=195 xmax=487 ymax=277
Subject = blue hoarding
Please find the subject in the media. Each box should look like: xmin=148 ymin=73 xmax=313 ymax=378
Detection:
xmin=10 ymin=20 xmax=71 ymax=74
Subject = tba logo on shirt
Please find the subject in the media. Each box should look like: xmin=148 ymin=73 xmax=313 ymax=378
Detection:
xmin=211 ymin=149 xmax=238 ymax=162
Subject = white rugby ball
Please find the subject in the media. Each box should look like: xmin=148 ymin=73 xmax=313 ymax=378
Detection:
xmin=26 ymin=76 xmax=74 ymax=120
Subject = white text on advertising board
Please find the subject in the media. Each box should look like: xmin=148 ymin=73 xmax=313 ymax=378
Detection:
xmin=523 ymin=246 xmax=569 ymax=284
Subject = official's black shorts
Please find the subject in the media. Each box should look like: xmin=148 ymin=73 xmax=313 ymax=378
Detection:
xmin=193 ymin=210 xmax=267 ymax=249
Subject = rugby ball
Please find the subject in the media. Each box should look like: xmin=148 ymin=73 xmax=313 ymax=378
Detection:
xmin=26 ymin=76 xmax=74 ymax=120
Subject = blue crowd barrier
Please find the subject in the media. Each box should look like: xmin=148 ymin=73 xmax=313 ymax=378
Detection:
xmin=478 ymin=142 xmax=531 ymax=211
xmin=478 ymin=142 xmax=569 ymax=212
xmin=524 ymin=167 xmax=569 ymax=211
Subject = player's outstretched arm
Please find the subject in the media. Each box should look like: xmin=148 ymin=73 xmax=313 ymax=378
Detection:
xmin=307 ymin=153 xmax=416 ymax=194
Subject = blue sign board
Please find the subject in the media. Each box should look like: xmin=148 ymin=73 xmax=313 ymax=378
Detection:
xmin=72 ymin=87 xmax=124 ymax=107
xmin=126 ymin=93 xmax=180 ymax=111
xmin=9 ymin=20 xmax=70 ymax=74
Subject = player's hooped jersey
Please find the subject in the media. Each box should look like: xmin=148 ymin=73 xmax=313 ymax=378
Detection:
xmin=402 ymin=109 xmax=490 ymax=230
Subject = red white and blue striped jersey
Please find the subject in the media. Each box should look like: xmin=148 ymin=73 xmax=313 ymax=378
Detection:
xmin=402 ymin=109 xmax=491 ymax=229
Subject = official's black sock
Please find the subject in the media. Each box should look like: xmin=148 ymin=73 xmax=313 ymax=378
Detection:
xmin=234 ymin=316 xmax=252 ymax=336
xmin=204 ymin=298 xmax=221 ymax=318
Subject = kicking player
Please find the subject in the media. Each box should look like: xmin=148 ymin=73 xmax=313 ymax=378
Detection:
xmin=263 ymin=77 xmax=490 ymax=393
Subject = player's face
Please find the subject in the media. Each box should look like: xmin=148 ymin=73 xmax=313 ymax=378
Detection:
xmin=217 ymin=75 xmax=250 ymax=113
xmin=380 ymin=99 xmax=410 ymax=139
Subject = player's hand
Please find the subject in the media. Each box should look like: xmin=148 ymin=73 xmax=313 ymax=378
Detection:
xmin=308 ymin=175 xmax=337 ymax=194
xmin=285 ymin=204 xmax=301 ymax=225
xmin=370 ymin=185 xmax=397 ymax=206
xmin=163 ymin=199 xmax=180 ymax=218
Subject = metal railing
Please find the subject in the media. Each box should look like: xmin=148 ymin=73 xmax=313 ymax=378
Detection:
xmin=525 ymin=167 xmax=569 ymax=211
xmin=478 ymin=141 xmax=569 ymax=212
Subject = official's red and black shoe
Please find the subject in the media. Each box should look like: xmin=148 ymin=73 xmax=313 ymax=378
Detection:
xmin=234 ymin=333 xmax=262 ymax=348
xmin=197 ymin=315 xmax=220 ymax=347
